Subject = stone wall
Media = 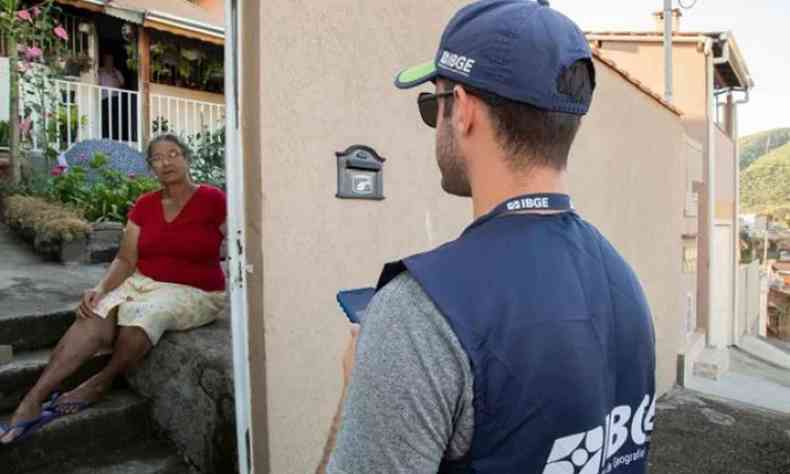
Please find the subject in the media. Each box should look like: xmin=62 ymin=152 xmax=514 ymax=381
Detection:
xmin=126 ymin=311 xmax=237 ymax=473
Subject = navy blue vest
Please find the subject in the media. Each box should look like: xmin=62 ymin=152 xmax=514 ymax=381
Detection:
xmin=377 ymin=194 xmax=656 ymax=474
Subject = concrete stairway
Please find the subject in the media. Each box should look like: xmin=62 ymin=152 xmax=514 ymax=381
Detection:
xmin=0 ymin=224 xmax=194 ymax=473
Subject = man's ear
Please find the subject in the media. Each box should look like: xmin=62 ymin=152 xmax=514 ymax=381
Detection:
xmin=453 ymin=85 xmax=475 ymax=136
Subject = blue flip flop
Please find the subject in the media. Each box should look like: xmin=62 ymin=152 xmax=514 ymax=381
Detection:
xmin=0 ymin=411 xmax=58 ymax=444
xmin=47 ymin=400 xmax=93 ymax=417
xmin=41 ymin=392 xmax=62 ymax=411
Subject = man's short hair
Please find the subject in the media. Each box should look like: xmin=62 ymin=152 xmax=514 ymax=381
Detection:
xmin=442 ymin=59 xmax=594 ymax=171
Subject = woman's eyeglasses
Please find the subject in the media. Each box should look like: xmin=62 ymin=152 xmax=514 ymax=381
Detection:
xmin=148 ymin=149 xmax=184 ymax=166
xmin=417 ymin=91 xmax=454 ymax=128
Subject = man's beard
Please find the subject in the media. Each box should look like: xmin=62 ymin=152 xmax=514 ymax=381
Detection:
xmin=436 ymin=118 xmax=471 ymax=197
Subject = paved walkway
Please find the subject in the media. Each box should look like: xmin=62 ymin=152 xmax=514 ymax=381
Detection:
xmin=650 ymin=388 xmax=790 ymax=473
xmin=687 ymin=348 xmax=790 ymax=414
xmin=0 ymin=222 xmax=106 ymax=319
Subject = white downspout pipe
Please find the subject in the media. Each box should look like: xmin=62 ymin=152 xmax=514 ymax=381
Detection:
xmin=704 ymin=37 xmax=718 ymax=348
xmin=663 ymin=0 xmax=673 ymax=103
xmin=732 ymin=88 xmax=751 ymax=340
xmin=710 ymin=35 xmax=738 ymax=345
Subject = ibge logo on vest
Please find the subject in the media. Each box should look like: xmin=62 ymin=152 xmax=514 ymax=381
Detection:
xmin=542 ymin=393 xmax=656 ymax=474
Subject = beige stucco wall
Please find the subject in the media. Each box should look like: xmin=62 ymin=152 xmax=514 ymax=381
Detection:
xmin=250 ymin=2 xmax=472 ymax=471
xmin=246 ymin=4 xmax=689 ymax=472
xmin=597 ymin=41 xmax=708 ymax=144
xmin=570 ymin=60 xmax=687 ymax=396
xmin=684 ymin=137 xmax=704 ymax=333
xmin=195 ymin=0 xmax=225 ymax=23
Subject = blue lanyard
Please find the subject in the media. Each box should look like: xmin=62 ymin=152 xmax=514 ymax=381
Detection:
xmin=465 ymin=193 xmax=574 ymax=234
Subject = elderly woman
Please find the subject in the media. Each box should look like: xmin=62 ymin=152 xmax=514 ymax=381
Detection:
xmin=1 ymin=134 xmax=227 ymax=444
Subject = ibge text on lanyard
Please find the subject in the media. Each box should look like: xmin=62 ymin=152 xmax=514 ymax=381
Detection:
xmin=467 ymin=193 xmax=575 ymax=233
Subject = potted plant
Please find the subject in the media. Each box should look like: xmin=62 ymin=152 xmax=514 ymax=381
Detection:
xmin=63 ymin=53 xmax=93 ymax=76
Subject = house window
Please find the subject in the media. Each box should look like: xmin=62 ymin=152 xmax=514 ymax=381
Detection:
xmin=148 ymin=30 xmax=224 ymax=94
xmin=57 ymin=12 xmax=90 ymax=57
xmin=683 ymin=240 xmax=697 ymax=273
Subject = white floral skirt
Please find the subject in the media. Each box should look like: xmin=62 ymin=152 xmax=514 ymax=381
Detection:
xmin=93 ymin=271 xmax=226 ymax=345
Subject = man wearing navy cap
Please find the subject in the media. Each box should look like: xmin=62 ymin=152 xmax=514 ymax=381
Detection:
xmin=318 ymin=1 xmax=656 ymax=473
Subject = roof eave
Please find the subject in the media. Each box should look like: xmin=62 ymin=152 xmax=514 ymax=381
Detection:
xmin=586 ymin=31 xmax=710 ymax=45
xmin=586 ymin=31 xmax=754 ymax=90
xmin=56 ymin=0 xmax=224 ymax=42
xmin=721 ymin=33 xmax=755 ymax=89
xmin=145 ymin=10 xmax=224 ymax=39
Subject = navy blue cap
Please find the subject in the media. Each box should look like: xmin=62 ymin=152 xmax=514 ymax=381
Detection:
xmin=394 ymin=0 xmax=595 ymax=115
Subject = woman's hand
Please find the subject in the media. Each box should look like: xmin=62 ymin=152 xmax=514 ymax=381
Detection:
xmin=77 ymin=287 xmax=105 ymax=319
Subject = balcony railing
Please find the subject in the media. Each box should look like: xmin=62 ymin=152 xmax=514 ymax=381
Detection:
xmin=21 ymin=80 xmax=226 ymax=153
xmin=150 ymin=94 xmax=225 ymax=137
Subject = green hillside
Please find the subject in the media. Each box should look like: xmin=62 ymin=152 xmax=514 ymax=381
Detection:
xmin=740 ymin=142 xmax=790 ymax=214
xmin=739 ymin=128 xmax=790 ymax=170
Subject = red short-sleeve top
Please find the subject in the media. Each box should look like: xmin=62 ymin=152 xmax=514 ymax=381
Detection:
xmin=128 ymin=185 xmax=226 ymax=292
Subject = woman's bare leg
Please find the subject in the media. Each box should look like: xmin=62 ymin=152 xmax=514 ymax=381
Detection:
xmin=55 ymin=326 xmax=152 ymax=412
xmin=0 ymin=314 xmax=117 ymax=443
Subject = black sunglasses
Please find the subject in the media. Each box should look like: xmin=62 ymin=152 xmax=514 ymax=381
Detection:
xmin=417 ymin=91 xmax=454 ymax=128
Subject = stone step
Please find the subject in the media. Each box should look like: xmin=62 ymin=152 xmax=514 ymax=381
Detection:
xmin=0 ymin=390 xmax=153 ymax=472
xmin=0 ymin=349 xmax=112 ymax=413
xmin=0 ymin=309 xmax=76 ymax=352
xmin=24 ymin=439 xmax=195 ymax=474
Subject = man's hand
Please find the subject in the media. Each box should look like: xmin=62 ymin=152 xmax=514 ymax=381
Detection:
xmin=316 ymin=323 xmax=361 ymax=474
xmin=342 ymin=324 xmax=361 ymax=388
xmin=77 ymin=287 xmax=105 ymax=319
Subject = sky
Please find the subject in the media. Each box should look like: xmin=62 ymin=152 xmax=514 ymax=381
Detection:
xmin=553 ymin=0 xmax=788 ymax=137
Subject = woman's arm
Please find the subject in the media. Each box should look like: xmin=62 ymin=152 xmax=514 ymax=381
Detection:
xmin=99 ymin=220 xmax=140 ymax=292
xmin=78 ymin=220 xmax=140 ymax=319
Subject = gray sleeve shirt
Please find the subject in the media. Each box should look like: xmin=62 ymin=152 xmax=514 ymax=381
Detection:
xmin=327 ymin=273 xmax=475 ymax=474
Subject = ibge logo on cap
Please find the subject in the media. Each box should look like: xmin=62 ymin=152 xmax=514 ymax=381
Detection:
xmin=438 ymin=50 xmax=476 ymax=77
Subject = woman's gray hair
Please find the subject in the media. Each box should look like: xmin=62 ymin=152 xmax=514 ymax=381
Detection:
xmin=145 ymin=133 xmax=193 ymax=165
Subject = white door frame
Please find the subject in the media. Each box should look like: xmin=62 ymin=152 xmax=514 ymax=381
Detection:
xmin=712 ymin=220 xmax=735 ymax=348
xmin=224 ymin=1 xmax=252 ymax=472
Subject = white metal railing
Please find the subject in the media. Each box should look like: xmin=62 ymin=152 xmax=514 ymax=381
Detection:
xmin=22 ymin=81 xmax=225 ymax=152
xmin=150 ymin=94 xmax=225 ymax=138
xmin=26 ymin=80 xmax=142 ymax=151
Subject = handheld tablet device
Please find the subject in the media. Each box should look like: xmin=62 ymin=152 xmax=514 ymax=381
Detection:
xmin=336 ymin=288 xmax=376 ymax=324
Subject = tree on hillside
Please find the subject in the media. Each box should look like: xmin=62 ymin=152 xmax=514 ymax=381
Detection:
xmin=739 ymin=128 xmax=790 ymax=170
xmin=741 ymin=142 xmax=790 ymax=217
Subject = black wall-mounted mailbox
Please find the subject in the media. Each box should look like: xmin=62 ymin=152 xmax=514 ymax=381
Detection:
xmin=335 ymin=145 xmax=386 ymax=200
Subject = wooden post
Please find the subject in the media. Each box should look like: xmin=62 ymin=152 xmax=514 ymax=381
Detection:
xmin=138 ymin=26 xmax=151 ymax=146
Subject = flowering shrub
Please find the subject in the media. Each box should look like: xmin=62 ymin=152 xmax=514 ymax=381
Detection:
xmin=187 ymin=127 xmax=225 ymax=189
xmin=48 ymin=153 xmax=160 ymax=223
xmin=3 ymin=0 xmax=72 ymax=162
